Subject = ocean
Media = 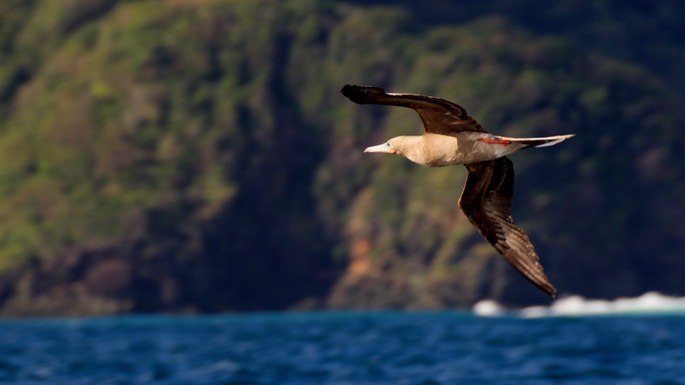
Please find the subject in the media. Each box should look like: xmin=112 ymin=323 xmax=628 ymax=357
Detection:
xmin=1 ymin=296 xmax=684 ymax=385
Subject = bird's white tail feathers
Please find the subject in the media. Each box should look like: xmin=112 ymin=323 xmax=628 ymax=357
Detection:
xmin=502 ymin=134 xmax=575 ymax=148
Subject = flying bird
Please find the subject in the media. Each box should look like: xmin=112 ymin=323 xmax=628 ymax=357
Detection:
xmin=341 ymin=84 xmax=574 ymax=297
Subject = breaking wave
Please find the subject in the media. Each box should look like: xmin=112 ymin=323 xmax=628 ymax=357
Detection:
xmin=472 ymin=292 xmax=685 ymax=318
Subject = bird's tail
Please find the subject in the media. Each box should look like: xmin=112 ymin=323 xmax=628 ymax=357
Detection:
xmin=501 ymin=134 xmax=575 ymax=148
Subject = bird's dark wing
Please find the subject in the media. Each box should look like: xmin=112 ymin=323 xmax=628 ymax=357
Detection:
xmin=341 ymin=84 xmax=486 ymax=135
xmin=458 ymin=157 xmax=557 ymax=297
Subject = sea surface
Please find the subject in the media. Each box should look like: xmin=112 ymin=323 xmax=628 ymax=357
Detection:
xmin=1 ymin=304 xmax=684 ymax=384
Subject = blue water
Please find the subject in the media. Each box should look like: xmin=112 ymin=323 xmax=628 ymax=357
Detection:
xmin=1 ymin=312 xmax=684 ymax=385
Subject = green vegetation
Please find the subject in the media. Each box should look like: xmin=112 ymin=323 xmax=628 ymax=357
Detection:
xmin=0 ymin=0 xmax=683 ymax=315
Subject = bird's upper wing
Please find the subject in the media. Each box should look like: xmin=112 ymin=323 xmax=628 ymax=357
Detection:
xmin=341 ymin=84 xmax=485 ymax=135
xmin=458 ymin=157 xmax=557 ymax=297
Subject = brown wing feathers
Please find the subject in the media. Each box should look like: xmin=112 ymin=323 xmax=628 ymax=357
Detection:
xmin=341 ymin=84 xmax=485 ymax=135
xmin=459 ymin=157 xmax=557 ymax=297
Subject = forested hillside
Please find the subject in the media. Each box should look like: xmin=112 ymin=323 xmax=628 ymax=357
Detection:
xmin=0 ymin=0 xmax=683 ymax=315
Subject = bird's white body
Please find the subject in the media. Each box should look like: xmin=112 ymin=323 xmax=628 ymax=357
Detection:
xmin=365 ymin=132 xmax=574 ymax=167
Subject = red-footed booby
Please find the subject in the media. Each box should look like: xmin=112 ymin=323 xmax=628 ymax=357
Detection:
xmin=342 ymin=84 xmax=574 ymax=297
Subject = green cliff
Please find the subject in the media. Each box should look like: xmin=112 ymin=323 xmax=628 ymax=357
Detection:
xmin=0 ymin=0 xmax=683 ymax=315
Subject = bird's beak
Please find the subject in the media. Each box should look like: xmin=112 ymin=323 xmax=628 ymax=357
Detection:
xmin=364 ymin=143 xmax=395 ymax=154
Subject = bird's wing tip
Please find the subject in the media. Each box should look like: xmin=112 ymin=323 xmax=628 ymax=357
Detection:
xmin=341 ymin=84 xmax=388 ymax=103
xmin=340 ymin=84 xmax=354 ymax=94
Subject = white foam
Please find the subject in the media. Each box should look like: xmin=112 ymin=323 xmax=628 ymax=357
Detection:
xmin=520 ymin=292 xmax=685 ymax=318
xmin=472 ymin=300 xmax=505 ymax=317
xmin=472 ymin=292 xmax=685 ymax=318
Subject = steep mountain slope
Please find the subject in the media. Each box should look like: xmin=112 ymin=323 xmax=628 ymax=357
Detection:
xmin=0 ymin=0 xmax=683 ymax=315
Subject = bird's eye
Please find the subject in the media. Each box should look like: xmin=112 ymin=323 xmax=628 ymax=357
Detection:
xmin=386 ymin=142 xmax=391 ymax=147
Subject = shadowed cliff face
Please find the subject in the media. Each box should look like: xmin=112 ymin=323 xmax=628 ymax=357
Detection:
xmin=0 ymin=0 xmax=684 ymax=315
xmin=196 ymin=35 xmax=336 ymax=311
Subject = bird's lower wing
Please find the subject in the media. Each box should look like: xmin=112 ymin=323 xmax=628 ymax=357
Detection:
xmin=458 ymin=157 xmax=557 ymax=297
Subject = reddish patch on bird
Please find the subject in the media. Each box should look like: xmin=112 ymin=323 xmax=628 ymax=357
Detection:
xmin=478 ymin=137 xmax=511 ymax=145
